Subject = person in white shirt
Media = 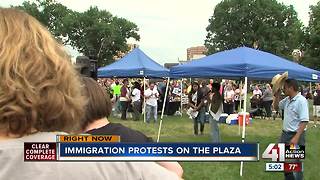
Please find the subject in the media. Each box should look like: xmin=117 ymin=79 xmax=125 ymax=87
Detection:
xmin=252 ymin=85 xmax=262 ymax=97
xmin=224 ymin=84 xmax=235 ymax=114
xmin=234 ymin=85 xmax=241 ymax=112
xmin=145 ymin=82 xmax=159 ymax=123
xmin=234 ymin=84 xmax=246 ymax=112
xmin=131 ymin=81 xmax=141 ymax=121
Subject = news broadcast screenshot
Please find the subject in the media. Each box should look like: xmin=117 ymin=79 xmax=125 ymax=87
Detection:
xmin=0 ymin=0 xmax=320 ymax=180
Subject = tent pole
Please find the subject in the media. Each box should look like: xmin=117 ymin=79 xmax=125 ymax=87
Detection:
xmin=238 ymin=80 xmax=243 ymax=136
xmin=239 ymin=81 xmax=243 ymax=111
xmin=309 ymin=82 xmax=312 ymax=94
xmin=143 ymin=77 xmax=146 ymax=123
xmin=180 ymin=78 xmax=183 ymax=116
xmin=161 ymin=77 xmax=170 ymax=119
xmin=240 ymin=77 xmax=248 ymax=176
xmin=158 ymin=77 xmax=170 ymax=142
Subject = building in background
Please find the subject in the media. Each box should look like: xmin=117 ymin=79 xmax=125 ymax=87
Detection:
xmin=164 ymin=63 xmax=180 ymax=69
xmin=187 ymin=46 xmax=207 ymax=60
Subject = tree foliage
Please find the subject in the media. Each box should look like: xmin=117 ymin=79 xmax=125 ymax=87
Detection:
xmin=16 ymin=0 xmax=70 ymax=39
xmin=303 ymin=2 xmax=320 ymax=70
xmin=205 ymin=0 xmax=304 ymax=59
xmin=16 ymin=0 xmax=140 ymax=66
xmin=62 ymin=7 xmax=140 ymax=66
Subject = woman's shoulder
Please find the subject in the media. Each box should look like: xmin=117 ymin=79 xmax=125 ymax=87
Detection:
xmin=88 ymin=123 xmax=152 ymax=143
xmin=0 ymin=132 xmax=67 ymax=145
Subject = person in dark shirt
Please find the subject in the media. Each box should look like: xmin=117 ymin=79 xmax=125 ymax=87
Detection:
xmin=312 ymin=83 xmax=320 ymax=127
xmin=188 ymin=82 xmax=207 ymax=135
xmin=80 ymin=77 xmax=183 ymax=177
xmin=200 ymin=80 xmax=210 ymax=112
xmin=120 ymin=79 xmax=130 ymax=120
xmin=208 ymin=83 xmax=223 ymax=142
xmin=87 ymin=123 xmax=152 ymax=142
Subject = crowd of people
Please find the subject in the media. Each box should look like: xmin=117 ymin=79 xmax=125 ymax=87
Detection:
xmin=98 ymin=75 xmax=320 ymax=131
xmin=101 ymin=78 xmax=272 ymax=115
xmin=97 ymin=78 xmax=183 ymax=121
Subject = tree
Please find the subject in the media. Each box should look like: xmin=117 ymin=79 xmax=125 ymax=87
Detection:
xmin=16 ymin=0 xmax=140 ymax=66
xmin=16 ymin=0 xmax=71 ymax=39
xmin=205 ymin=0 xmax=304 ymax=59
xmin=63 ymin=7 xmax=140 ymax=66
xmin=303 ymin=2 xmax=320 ymax=70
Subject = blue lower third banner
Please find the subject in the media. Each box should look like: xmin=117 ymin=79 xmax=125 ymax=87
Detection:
xmin=58 ymin=143 xmax=259 ymax=161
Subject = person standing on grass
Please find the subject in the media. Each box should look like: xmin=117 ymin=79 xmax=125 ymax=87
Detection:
xmin=234 ymin=84 xmax=240 ymax=113
xmin=112 ymin=80 xmax=121 ymax=101
xmin=208 ymin=83 xmax=223 ymax=142
xmin=145 ymin=82 xmax=159 ymax=123
xmin=200 ymin=80 xmax=210 ymax=108
xmin=131 ymin=81 xmax=141 ymax=121
xmin=120 ymin=79 xmax=130 ymax=120
xmin=312 ymin=83 xmax=320 ymax=127
xmin=188 ymin=82 xmax=206 ymax=135
xmin=261 ymin=84 xmax=273 ymax=119
xmin=223 ymin=84 xmax=235 ymax=115
xmin=273 ymin=79 xmax=308 ymax=180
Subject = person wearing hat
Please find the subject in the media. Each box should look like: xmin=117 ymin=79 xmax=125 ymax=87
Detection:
xmin=272 ymin=72 xmax=288 ymax=120
xmin=271 ymin=72 xmax=288 ymax=94
xmin=273 ymin=77 xmax=308 ymax=180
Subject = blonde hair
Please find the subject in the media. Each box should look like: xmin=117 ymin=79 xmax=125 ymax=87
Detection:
xmin=0 ymin=8 xmax=85 ymax=136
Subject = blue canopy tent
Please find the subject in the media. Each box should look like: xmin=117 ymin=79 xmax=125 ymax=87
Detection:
xmin=170 ymin=46 xmax=320 ymax=176
xmin=98 ymin=48 xmax=169 ymax=78
xmin=170 ymin=46 xmax=320 ymax=82
xmin=98 ymin=48 xmax=170 ymax=135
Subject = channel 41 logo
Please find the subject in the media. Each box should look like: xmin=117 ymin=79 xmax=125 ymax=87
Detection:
xmin=262 ymin=143 xmax=305 ymax=162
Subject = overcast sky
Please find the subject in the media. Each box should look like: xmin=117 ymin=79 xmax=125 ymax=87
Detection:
xmin=1 ymin=0 xmax=318 ymax=64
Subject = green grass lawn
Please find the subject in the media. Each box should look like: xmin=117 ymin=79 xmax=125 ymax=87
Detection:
xmin=109 ymin=114 xmax=320 ymax=180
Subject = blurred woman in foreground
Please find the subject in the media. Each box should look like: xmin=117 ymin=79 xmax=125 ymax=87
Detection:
xmin=81 ymin=77 xmax=183 ymax=177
